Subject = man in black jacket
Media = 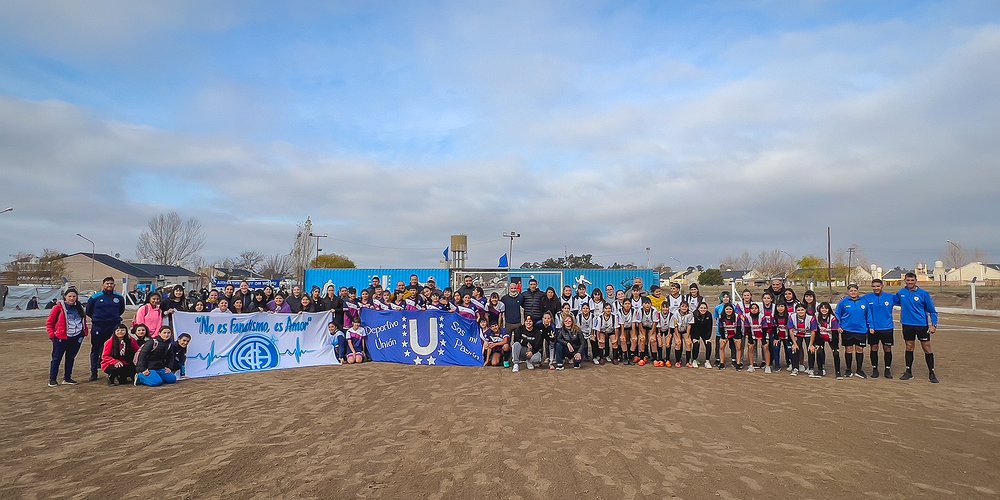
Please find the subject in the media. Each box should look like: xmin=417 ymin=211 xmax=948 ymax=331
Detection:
xmin=510 ymin=316 xmax=544 ymax=372
xmin=519 ymin=279 xmax=545 ymax=324
xmin=456 ymin=275 xmax=476 ymax=299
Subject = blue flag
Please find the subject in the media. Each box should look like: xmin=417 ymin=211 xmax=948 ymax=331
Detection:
xmin=360 ymin=310 xmax=483 ymax=367
xmin=498 ymin=253 xmax=509 ymax=268
xmin=443 ymin=246 xmax=449 ymax=262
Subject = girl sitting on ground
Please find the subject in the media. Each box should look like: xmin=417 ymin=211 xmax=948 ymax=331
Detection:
xmin=135 ymin=326 xmax=178 ymax=387
xmin=101 ymin=323 xmax=140 ymax=386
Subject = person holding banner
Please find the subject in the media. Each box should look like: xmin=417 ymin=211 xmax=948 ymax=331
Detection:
xmin=482 ymin=321 xmax=510 ymax=367
xmin=345 ymin=321 xmax=365 ymax=364
xmin=135 ymin=326 xmax=178 ymax=387
xmin=266 ymin=293 xmax=292 ymax=313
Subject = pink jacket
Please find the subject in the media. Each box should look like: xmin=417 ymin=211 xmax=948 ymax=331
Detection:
xmin=133 ymin=303 xmax=164 ymax=335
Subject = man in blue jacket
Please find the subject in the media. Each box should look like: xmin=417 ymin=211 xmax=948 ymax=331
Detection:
xmin=895 ymin=272 xmax=939 ymax=383
xmin=85 ymin=277 xmax=126 ymax=381
xmin=865 ymin=279 xmax=896 ymax=379
xmin=835 ymin=284 xmax=870 ymax=378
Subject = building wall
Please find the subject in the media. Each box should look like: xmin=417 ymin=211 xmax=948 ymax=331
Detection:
xmin=61 ymin=254 xmax=138 ymax=292
xmin=945 ymin=263 xmax=1000 ymax=283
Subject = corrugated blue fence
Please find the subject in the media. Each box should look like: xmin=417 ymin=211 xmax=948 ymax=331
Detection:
xmin=305 ymin=269 xmax=452 ymax=295
xmin=305 ymin=268 xmax=659 ymax=297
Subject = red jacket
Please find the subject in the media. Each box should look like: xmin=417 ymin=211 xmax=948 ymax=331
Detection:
xmin=101 ymin=336 xmax=140 ymax=372
xmin=46 ymin=301 xmax=90 ymax=341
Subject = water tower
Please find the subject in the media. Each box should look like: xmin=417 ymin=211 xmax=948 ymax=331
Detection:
xmin=450 ymin=234 xmax=468 ymax=270
xmin=934 ymin=260 xmax=945 ymax=282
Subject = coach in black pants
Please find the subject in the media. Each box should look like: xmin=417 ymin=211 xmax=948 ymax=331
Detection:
xmin=85 ymin=277 xmax=126 ymax=381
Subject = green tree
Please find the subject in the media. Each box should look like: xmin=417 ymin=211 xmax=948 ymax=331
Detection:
xmin=521 ymin=254 xmax=604 ymax=269
xmin=698 ymin=268 xmax=723 ymax=286
xmin=794 ymin=255 xmax=829 ymax=283
xmin=311 ymin=253 xmax=357 ymax=269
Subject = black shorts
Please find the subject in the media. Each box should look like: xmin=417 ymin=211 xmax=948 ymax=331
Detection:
xmin=902 ymin=325 xmax=931 ymax=342
xmin=694 ymin=330 xmax=712 ymax=342
xmin=842 ymin=332 xmax=867 ymax=348
xmin=868 ymin=329 xmax=894 ymax=347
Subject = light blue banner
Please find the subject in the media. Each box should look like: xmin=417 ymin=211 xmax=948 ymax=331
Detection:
xmin=173 ymin=311 xmax=340 ymax=378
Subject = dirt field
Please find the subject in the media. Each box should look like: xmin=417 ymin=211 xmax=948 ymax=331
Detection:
xmin=1 ymin=314 xmax=998 ymax=499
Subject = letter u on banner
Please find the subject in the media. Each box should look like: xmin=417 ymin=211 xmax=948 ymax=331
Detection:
xmin=409 ymin=317 xmax=438 ymax=356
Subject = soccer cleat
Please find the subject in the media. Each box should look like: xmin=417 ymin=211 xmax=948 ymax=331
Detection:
xmin=854 ymin=371 xmax=868 ymax=379
xmin=884 ymin=368 xmax=892 ymax=379
xmin=665 ymin=361 xmax=672 ymax=367
xmin=638 ymin=359 xmax=647 ymax=366
xmin=791 ymin=369 xmax=799 ymax=376
xmin=48 ymin=380 xmax=58 ymax=387
xmin=633 ymin=356 xmax=642 ymax=364
xmin=871 ymin=369 xmax=879 ymax=379
xmin=687 ymin=362 xmax=694 ymax=368
xmin=929 ymin=372 xmax=939 ymax=384
xmin=675 ymin=362 xmax=683 ymax=369
xmin=512 ymin=364 xmax=520 ymax=373
xmin=764 ymin=366 xmax=772 ymax=374
xmin=900 ymin=371 xmax=913 ymax=380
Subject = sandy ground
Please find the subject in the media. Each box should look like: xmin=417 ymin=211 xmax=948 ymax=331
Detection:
xmin=1 ymin=314 xmax=999 ymax=499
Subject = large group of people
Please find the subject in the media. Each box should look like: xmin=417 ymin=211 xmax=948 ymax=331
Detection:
xmin=46 ymin=272 xmax=941 ymax=386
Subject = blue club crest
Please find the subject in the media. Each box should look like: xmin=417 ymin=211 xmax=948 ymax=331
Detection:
xmin=228 ymin=334 xmax=281 ymax=372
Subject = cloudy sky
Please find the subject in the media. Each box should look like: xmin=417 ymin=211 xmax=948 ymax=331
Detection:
xmin=0 ymin=0 xmax=997 ymax=271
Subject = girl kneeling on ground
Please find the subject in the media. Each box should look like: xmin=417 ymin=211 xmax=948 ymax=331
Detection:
xmin=135 ymin=326 xmax=178 ymax=387
xmin=101 ymin=323 xmax=140 ymax=386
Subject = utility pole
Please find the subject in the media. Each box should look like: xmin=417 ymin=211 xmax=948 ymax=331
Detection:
xmin=827 ymin=227 xmax=833 ymax=300
xmin=308 ymin=233 xmax=328 ymax=263
xmin=847 ymin=247 xmax=856 ymax=285
xmin=503 ymin=232 xmax=520 ymax=269
xmin=645 ymin=247 xmax=650 ymax=269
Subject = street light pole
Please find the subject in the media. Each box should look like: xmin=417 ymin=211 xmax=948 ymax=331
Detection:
xmin=645 ymin=247 xmax=651 ymax=269
xmin=503 ymin=231 xmax=520 ymax=269
xmin=308 ymin=233 xmax=328 ymax=263
xmin=946 ymin=240 xmax=962 ymax=283
xmin=76 ymin=233 xmax=95 ymax=291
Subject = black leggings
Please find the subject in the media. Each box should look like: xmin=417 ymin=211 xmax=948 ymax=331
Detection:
xmin=104 ymin=365 xmax=136 ymax=382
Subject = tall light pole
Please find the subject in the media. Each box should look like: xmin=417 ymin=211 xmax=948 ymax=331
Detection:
xmin=947 ymin=240 xmax=962 ymax=282
xmin=76 ymin=233 xmax=95 ymax=291
xmin=0 ymin=207 xmax=12 ymax=214
xmin=645 ymin=247 xmax=651 ymax=269
xmin=503 ymin=231 xmax=520 ymax=270
xmin=779 ymin=250 xmax=795 ymax=282
xmin=309 ymin=232 xmax=328 ymax=263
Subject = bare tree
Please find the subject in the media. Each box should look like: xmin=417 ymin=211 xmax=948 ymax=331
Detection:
xmin=721 ymin=251 xmax=753 ymax=271
xmin=235 ymin=250 xmax=265 ymax=272
xmin=136 ymin=212 xmax=206 ymax=265
xmin=943 ymin=242 xmax=967 ymax=269
xmin=260 ymin=253 xmax=292 ymax=280
xmin=754 ymin=249 xmax=792 ymax=279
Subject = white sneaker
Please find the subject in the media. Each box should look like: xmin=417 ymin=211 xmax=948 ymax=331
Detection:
xmin=692 ymin=360 xmax=700 ymax=368
xmin=787 ymin=365 xmax=793 ymax=372
xmin=704 ymin=361 xmax=713 ymax=369
xmin=764 ymin=366 xmax=772 ymax=374
xmin=747 ymin=365 xmax=755 ymax=373
xmin=593 ymin=358 xmax=600 ymax=365
xmin=527 ymin=362 xmax=535 ymax=370
xmin=806 ymin=369 xmax=814 ymax=376
xmin=512 ymin=364 xmax=520 ymax=373
xmin=791 ymin=369 xmax=799 ymax=376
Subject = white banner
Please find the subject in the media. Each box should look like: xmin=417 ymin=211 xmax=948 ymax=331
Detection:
xmin=172 ymin=311 xmax=340 ymax=378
